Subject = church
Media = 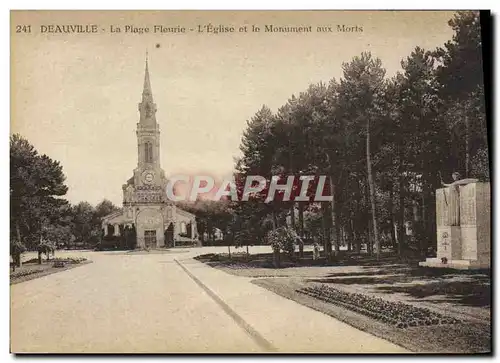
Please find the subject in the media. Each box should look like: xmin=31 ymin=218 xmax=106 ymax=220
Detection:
xmin=101 ymin=56 xmax=198 ymax=248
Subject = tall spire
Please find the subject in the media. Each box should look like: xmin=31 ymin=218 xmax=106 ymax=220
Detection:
xmin=138 ymin=51 xmax=157 ymax=125
xmin=142 ymin=50 xmax=153 ymax=102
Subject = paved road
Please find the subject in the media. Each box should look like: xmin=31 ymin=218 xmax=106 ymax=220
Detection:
xmin=11 ymin=247 xmax=408 ymax=353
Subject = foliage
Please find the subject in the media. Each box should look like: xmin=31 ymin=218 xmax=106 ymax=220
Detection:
xmin=10 ymin=134 xmax=69 ymax=250
xmin=37 ymin=241 xmax=55 ymax=256
xmin=177 ymin=200 xmax=233 ymax=244
xmin=67 ymin=199 xmax=120 ymax=248
xmin=265 ymin=226 xmax=296 ymax=254
xmin=10 ymin=135 xmax=117 ymax=251
xmin=231 ymin=11 xmax=489 ymax=257
xmin=299 ymin=285 xmax=461 ymax=328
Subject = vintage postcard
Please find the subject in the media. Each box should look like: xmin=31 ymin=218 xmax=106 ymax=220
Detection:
xmin=10 ymin=10 xmax=491 ymax=354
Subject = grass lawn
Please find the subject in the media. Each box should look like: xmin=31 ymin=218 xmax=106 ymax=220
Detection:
xmin=195 ymin=251 xmax=491 ymax=353
xmin=10 ymin=257 xmax=92 ymax=285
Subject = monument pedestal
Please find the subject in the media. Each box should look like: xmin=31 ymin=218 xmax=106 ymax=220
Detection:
xmin=460 ymin=182 xmax=490 ymax=267
xmin=419 ymin=257 xmax=489 ymax=270
xmin=419 ymin=182 xmax=490 ymax=270
xmin=419 ymin=226 xmax=462 ymax=268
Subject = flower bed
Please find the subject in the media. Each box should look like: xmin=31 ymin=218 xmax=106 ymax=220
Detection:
xmin=297 ymin=285 xmax=461 ymax=329
xmin=10 ymin=268 xmax=44 ymax=280
xmin=51 ymin=257 xmax=87 ymax=264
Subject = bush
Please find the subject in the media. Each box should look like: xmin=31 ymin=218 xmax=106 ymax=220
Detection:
xmin=266 ymin=227 xmax=296 ymax=254
xmin=38 ymin=242 xmax=55 ymax=256
xmin=298 ymin=285 xmax=461 ymax=328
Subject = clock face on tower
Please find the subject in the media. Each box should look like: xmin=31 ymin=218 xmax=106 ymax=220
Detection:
xmin=143 ymin=172 xmax=154 ymax=184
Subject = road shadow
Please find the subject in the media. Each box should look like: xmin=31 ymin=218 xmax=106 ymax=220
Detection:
xmin=376 ymin=279 xmax=491 ymax=307
xmin=195 ymin=251 xmax=411 ymax=270
xmin=309 ymin=265 xmax=491 ymax=308
xmin=196 ymin=250 xmax=491 ymax=308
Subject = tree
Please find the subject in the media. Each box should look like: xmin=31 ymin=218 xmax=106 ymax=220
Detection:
xmin=10 ymin=240 xmax=26 ymax=271
xmin=434 ymin=11 xmax=489 ymax=181
xmin=10 ymin=134 xmax=68 ymax=257
xmin=95 ymin=199 xmax=120 ymax=219
xmin=397 ymin=47 xmax=443 ymax=256
xmin=435 ymin=11 xmax=483 ymax=101
xmin=338 ymin=52 xmax=386 ymax=259
xmin=266 ymin=226 xmax=296 ymax=268
xmin=178 ymin=200 xmax=233 ymax=245
xmin=231 ymin=11 xmax=489 ymax=264
xmin=71 ymin=201 xmax=96 ymax=247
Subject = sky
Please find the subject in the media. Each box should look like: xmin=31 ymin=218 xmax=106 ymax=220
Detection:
xmin=11 ymin=10 xmax=457 ymax=206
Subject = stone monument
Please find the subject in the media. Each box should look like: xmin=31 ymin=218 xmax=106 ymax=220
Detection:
xmin=420 ymin=173 xmax=490 ymax=269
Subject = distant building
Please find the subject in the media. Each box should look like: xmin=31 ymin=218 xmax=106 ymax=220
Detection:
xmin=102 ymin=56 xmax=197 ymax=248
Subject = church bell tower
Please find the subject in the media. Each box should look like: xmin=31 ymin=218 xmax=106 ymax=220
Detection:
xmin=103 ymin=54 xmax=198 ymax=250
xmin=137 ymin=52 xmax=161 ymax=171
xmin=134 ymin=53 xmax=166 ymax=188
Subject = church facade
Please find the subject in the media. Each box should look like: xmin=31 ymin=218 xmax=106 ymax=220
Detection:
xmin=102 ymin=57 xmax=198 ymax=248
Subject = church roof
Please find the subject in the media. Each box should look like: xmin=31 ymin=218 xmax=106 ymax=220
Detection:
xmin=101 ymin=209 xmax=124 ymax=223
xmin=175 ymin=207 xmax=196 ymax=219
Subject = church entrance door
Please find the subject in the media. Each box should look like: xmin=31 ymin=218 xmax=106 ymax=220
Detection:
xmin=164 ymin=223 xmax=174 ymax=248
xmin=144 ymin=230 xmax=157 ymax=248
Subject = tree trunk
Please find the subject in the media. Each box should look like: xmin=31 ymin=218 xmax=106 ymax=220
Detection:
xmin=362 ymin=180 xmax=369 ymax=254
xmin=13 ymin=223 xmax=22 ymax=269
xmin=420 ymin=173 xmax=434 ymax=259
xmin=290 ymin=203 xmax=296 ymax=229
xmin=367 ymin=218 xmax=373 ymax=256
xmin=298 ymin=203 xmax=304 ymax=258
xmin=465 ymin=112 xmax=470 ymax=178
xmin=272 ymin=247 xmax=280 ymax=268
xmin=38 ymin=251 xmax=42 ymax=265
xmin=355 ymin=229 xmax=361 ymax=254
xmin=321 ymin=203 xmax=331 ymax=261
xmin=355 ymin=181 xmax=362 ymax=254
xmin=366 ymin=119 xmax=380 ymax=260
xmin=16 ymin=222 xmax=22 ymax=242
xmin=329 ymin=176 xmax=339 ymax=258
xmin=231 ymin=226 xmax=235 ymax=249
xmin=272 ymin=210 xmax=278 ymax=230
xmin=337 ymin=221 xmax=342 ymax=255
xmin=347 ymin=219 xmax=354 ymax=252
xmin=421 ymin=193 xmax=427 ymax=258
xmin=398 ymin=144 xmax=405 ymax=258
xmin=321 ymin=203 xmax=326 ymax=252
xmin=227 ymin=244 xmax=231 ymax=259
xmin=389 ymin=185 xmax=397 ymax=250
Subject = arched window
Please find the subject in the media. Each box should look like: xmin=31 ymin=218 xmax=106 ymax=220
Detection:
xmin=180 ymin=222 xmax=187 ymax=234
xmin=144 ymin=142 xmax=153 ymax=163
